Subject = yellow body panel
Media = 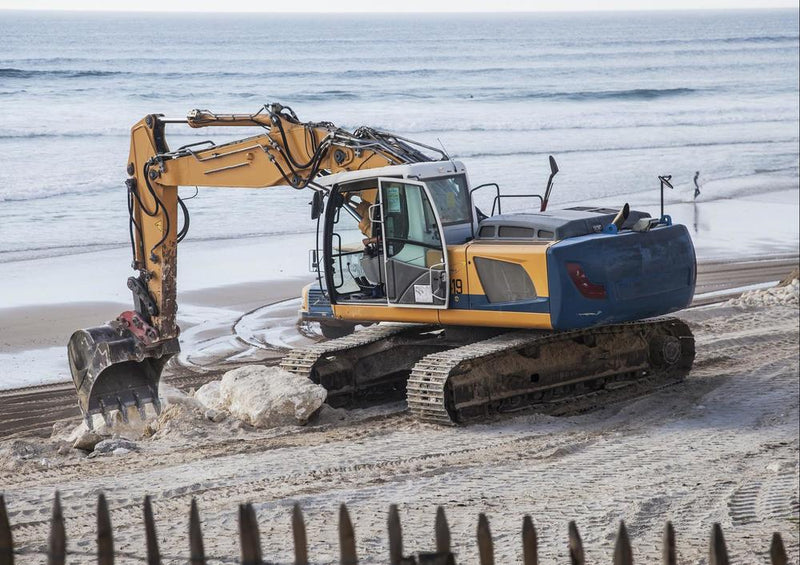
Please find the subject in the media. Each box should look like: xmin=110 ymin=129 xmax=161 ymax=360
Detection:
xmin=438 ymin=309 xmax=552 ymax=329
xmin=331 ymin=241 xmax=555 ymax=330
xmin=331 ymin=304 xmax=440 ymax=324
xmin=465 ymin=241 xmax=552 ymax=299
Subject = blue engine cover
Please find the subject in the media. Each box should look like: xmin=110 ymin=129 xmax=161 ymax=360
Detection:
xmin=547 ymin=224 xmax=696 ymax=330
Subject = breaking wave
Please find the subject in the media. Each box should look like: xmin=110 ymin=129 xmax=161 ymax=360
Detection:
xmin=0 ymin=67 xmax=122 ymax=79
xmin=513 ymin=87 xmax=699 ymax=101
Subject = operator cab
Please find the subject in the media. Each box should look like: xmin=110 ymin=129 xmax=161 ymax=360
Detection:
xmin=316 ymin=161 xmax=475 ymax=311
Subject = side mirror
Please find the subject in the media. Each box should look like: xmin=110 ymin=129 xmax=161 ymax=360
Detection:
xmin=549 ymin=155 xmax=559 ymax=175
xmin=310 ymin=191 xmax=324 ymax=220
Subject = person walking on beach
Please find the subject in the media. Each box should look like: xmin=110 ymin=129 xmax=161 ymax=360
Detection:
xmin=693 ymin=171 xmax=701 ymax=199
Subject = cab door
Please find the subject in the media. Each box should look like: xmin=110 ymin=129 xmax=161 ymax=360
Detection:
xmin=377 ymin=178 xmax=449 ymax=308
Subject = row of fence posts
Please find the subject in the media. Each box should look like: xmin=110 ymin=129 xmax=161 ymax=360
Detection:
xmin=0 ymin=492 xmax=791 ymax=564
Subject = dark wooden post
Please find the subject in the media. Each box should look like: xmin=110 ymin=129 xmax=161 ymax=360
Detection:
xmin=521 ymin=515 xmax=537 ymax=565
xmin=435 ymin=507 xmax=451 ymax=555
xmin=239 ymin=503 xmax=263 ymax=565
xmin=47 ymin=493 xmax=65 ymax=565
xmin=709 ymin=523 xmax=729 ymax=565
xmin=613 ymin=521 xmax=633 ymax=565
xmin=0 ymin=494 xmax=14 ymax=565
xmin=143 ymin=496 xmax=161 ymax=565
xmin=413 ymin=506 xmax=450 ymax=565
xmin=339 ymin=504 xmax=357 ymax=565
xmin=568 ymin=521 xmax=585 ymax=565
xmin=189 ymin=498 xmax=206 ymax=565
xmin=388 ymin=504 xmax=403 ymax=565
xmin=662 ymin=522 xmax=676 ymax=565
xmin=292 ymin=504 xmax=309 ymax=565
xmin=477 ymin=513 xmax=494 ymax=565
xmin=97 ymin=493 xmax=114 ymax=565
xmin=770 ymin=532 xmax=787 ymax=565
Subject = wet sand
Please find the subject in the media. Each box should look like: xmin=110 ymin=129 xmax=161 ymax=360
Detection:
xmin=0 ymin=277 xmax=311 ymax=390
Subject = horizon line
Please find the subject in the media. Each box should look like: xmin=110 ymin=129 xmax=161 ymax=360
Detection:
xmin=1 ymin=5 xmax=798 ymax=13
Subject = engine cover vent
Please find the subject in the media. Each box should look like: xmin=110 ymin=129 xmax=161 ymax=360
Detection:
xmin=474 ymin=257 xmax=537 ymax=303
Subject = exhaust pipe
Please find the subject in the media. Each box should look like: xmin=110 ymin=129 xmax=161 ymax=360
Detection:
xmin=68 ymin=311 xmax=179 ymax=428
xmin=611 ymin=203 xmax=630 ymax=230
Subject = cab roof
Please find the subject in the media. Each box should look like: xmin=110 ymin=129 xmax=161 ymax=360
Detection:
xmin=319 ymin=160 xmax=466 ymax=187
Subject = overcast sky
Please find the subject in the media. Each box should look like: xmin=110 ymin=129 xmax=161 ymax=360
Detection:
xmin=1 ymin=0 xmax=797 ymax=11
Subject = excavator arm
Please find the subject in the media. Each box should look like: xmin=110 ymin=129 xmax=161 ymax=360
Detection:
xmin=68 ymin=103 xmax=442 ymax=426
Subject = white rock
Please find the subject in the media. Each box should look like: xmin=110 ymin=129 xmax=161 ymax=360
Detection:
xmin=766 ymin=460 xmax=795 ymax=473
xmin=726 ymin=279 xmax=799 ymax=308
xmin=195 ymin=380 xmax=225 ymax=411
xmin=73 ymin=431 xmax=104 ymax=452
xmin=205 ymin=409 xmax=226 ymax=423
xmin=112 ymin=448 xmax=131 ymax=456
xmin=94 ymin=438 xmax=137 ymax=454
xmin=217 ymin=366 xmax=327 ymax=427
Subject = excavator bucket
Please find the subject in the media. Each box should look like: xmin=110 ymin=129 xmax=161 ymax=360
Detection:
xmin=67 ymin=315 xmax=179 ymax=428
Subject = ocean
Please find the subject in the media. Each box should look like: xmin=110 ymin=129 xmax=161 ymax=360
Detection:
xmin=0 ymin=9 xmax=798 ymax=263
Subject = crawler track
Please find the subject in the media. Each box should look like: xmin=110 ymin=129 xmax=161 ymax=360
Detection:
xmin=280 ymin=317 xmax=694 ymax=426
xmin=407 ymin=318 xmax=695 ymax=424
xmin=280 ymin=324 xmax=454 ymax=406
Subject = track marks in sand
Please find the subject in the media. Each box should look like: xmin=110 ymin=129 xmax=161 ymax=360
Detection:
xmin=5 ymin=425 xmax=597 ymax=544
xmin=728 ymin=470 xmax=800 ymax=526
xmin=0 ymin=408 xmax=411 ymax=493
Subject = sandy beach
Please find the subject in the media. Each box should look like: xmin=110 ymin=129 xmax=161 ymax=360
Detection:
xmin=0 ymin=279 xmax=797 ymax=564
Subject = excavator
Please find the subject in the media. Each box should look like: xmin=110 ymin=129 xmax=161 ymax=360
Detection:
xmin=67 ymin=103 xmax=696 ymax=427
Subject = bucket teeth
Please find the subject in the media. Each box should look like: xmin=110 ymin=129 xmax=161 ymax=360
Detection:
xmin=134 ymin=392 xmax=147 ymax=421
xmin=100 ymin=400 xmax=114 ymax=429
xmin=90 ymin=395 xmax=162 ymax=429
xmin=117 ymin=397 xmax=129 ymax=423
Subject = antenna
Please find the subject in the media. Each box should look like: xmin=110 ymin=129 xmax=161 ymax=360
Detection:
xmin=658 ymin=175 xmax=673 ymax=221
xmin=437 ymin=138 xmax=457 ymax=170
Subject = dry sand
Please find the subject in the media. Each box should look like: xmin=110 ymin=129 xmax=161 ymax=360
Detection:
xmin=0 ymin=284 xmax=797 ymax=564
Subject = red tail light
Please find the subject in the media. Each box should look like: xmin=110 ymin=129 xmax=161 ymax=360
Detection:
xmin=566 ymin=262 xmax=607 ymax=300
